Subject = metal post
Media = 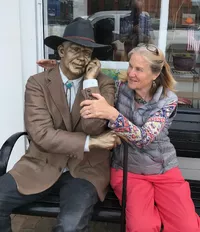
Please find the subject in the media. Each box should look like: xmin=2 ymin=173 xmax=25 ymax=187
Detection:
xmin=121 ymin=142 xmax=128 ymax=232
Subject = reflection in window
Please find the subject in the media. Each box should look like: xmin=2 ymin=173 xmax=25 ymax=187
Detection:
xmin=166 ymin=0 xmax=200 ymax=109
xmin=48 ymin=0 xmax=73 ymax=25
xmin=45 ymin=0 xmax=160 ymax=61
xmin=90 ymin=0 xmax=159 ymax=61
xmin=43 ymin=0 xmax=200 ymax=109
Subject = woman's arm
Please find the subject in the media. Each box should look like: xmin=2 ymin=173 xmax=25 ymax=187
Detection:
xmin=80 ymin=91 xmax=177 ymax=148
xmin=109 ymin=100 xmax=178 ymax=148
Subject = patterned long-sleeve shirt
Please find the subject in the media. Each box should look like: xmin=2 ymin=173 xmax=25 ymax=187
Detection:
xmin=109 ymin=100 xmax=177 ymax=148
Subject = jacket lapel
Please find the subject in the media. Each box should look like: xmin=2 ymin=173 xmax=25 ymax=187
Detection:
xmin=47 ymin=65 xmax=72 ymax=131
xmin=71 ymin=81 xmax=84 ymax=130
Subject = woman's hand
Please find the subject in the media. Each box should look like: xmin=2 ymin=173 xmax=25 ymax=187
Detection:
xmin=36 ymin=59 xmax=57 ymax=69
xmin=80 ymin=93 xmax=119 ymax=121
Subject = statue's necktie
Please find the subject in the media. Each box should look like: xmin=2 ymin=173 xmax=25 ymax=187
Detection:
xmin=65 ymin=81 xmax=73 ymax=111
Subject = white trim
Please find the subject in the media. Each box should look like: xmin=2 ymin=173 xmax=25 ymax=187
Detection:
xmin=43 ymin=0 xmax=49 ymax=59
xmin=101 ymin=61 xmax=128 ymax=70
xmin=158 ymin=0 xmax=170 ymax=54
xmin=36 ymin=0 xmax=45 ymax=73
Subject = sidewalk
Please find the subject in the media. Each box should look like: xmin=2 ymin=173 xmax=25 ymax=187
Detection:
xmin=12 ymin=215 xmax=120 ymax=232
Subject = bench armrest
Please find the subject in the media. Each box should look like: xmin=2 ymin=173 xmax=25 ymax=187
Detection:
xmin=0 ymin=132 xmax=27 ymax=176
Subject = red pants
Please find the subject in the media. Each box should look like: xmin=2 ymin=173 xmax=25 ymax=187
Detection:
xmin=111 ymin=167 xmax=200 ymax=232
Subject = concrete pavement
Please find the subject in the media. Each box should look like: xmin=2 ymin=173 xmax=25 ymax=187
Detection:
xmin=11 ymin=215 xmax=120 ymax=232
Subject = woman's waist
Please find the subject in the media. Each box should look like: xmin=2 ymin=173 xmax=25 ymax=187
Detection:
xmin=112 ymin=145 xmax=178 ymax=175
xmin=111 ymin=159 xmax=178 ymax=175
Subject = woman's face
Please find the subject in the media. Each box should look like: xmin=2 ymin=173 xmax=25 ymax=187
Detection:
xmin=127 ymin=53 xmax=158 ymax=91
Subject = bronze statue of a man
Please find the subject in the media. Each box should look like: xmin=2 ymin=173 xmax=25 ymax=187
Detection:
xmin=0 ymin=18 xmax=120 ymax=232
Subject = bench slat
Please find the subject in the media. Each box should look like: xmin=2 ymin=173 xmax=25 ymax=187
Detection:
xmin=170 ymin=122 xmax=200 ymax=131
xmin=174 ymin=114 xmax=200 ymax=122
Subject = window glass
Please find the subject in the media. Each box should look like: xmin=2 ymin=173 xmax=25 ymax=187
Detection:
xmin=43 ymin=0 xmax=200 ymax=109
xmin=166 ymin=0 xmax=200 ymax=109
xmin=44 ymin=0 xmax=161 ymax=60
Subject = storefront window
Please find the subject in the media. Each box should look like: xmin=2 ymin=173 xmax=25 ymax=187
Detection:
xmin=44 ymin=0 xmax=161 ymax=59
xmin=43 ymin=0 xmax=200 ymax=109
xmin=166 ymin=0 xmax=200 ymax=109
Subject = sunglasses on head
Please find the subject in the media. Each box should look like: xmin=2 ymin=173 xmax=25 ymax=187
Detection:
xmin=137 ymin=43 xmax=159 ymax=56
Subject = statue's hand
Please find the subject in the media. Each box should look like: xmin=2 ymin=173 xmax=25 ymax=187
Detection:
xmin=89 ymin=131 xmax=121 ymax=150
xmin=85 ymin=58 xmax=101 ymax=79
xmin=36 ymin=59 xmax=57 ymax=69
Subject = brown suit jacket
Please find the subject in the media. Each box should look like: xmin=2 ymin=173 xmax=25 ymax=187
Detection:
xmin=9 ymin=65 xmax=115 ymax=201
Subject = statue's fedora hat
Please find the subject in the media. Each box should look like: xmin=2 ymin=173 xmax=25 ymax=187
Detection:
xmin=44 ymin=17 xmax=110 ymax=50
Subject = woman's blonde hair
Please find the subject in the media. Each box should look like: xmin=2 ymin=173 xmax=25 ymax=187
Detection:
xmin=119 ymin=44 xmax=176 ymax=95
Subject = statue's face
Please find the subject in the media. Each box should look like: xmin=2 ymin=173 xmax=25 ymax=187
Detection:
xmin=58 ymin=42 xmax=93 ymax=79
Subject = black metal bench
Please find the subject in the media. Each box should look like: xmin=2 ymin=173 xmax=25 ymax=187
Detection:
xmin=0 ymin=109 xmax=200 ymax=223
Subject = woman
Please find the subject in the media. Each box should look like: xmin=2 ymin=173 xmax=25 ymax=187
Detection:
xmin=80 ymin=43 xmax=200 ymax=232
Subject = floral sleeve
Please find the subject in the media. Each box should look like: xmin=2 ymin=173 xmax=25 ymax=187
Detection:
xmin=108 ymin=100 xmax=177 ymax=148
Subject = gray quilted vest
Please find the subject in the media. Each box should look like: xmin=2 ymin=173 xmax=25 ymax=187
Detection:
xmin=112 ymin=82 xmax=179 ymax=175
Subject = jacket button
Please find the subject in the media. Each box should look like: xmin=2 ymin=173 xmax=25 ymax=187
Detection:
xmin=46 ymin=158 xmax=48 ymax=164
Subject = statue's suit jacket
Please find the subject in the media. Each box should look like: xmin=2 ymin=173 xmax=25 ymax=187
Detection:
xmin=9 ymin=65 xmax=115 ymax=201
